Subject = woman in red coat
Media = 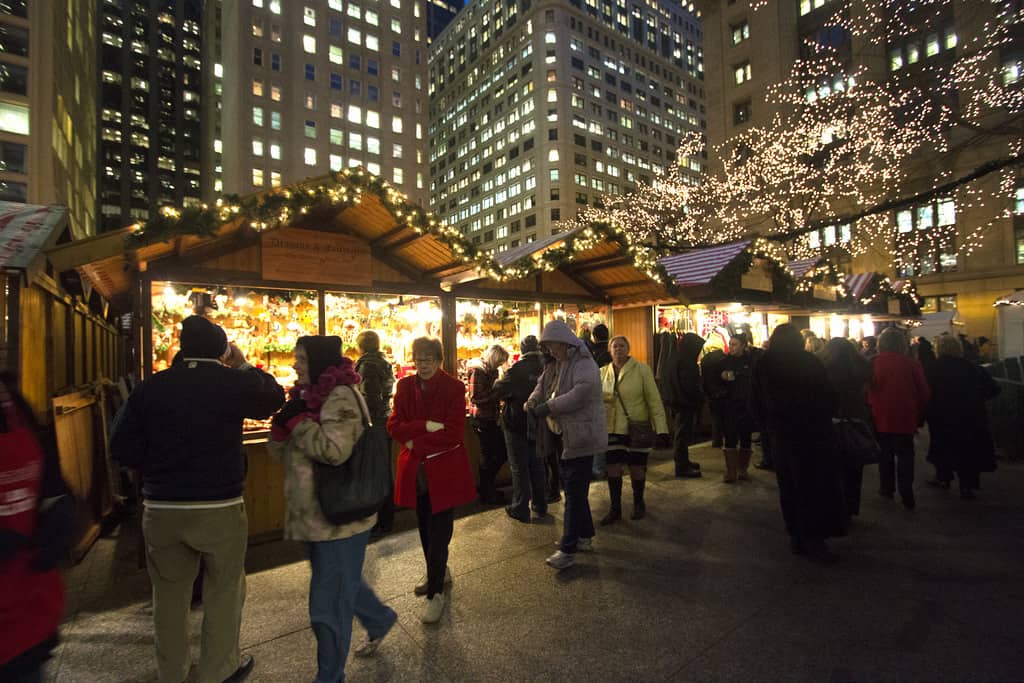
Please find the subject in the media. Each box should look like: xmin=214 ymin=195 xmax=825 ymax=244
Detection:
xmin=867 ymin=328 xmax=930 ymax=510
xmin=387 ymin=337 xmax=475 ymax=624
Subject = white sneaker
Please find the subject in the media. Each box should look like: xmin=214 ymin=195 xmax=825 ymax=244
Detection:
xmin=421 ymin=593 xmax=448 ymax=624
xmin=546 ymin=550 xmax=576 ymax=570
xmin=413 ymin=566 xmax=452 ymax=596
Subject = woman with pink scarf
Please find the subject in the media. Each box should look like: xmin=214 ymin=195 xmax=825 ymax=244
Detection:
xmin=270 ymin=336 xmax=397 ymax=683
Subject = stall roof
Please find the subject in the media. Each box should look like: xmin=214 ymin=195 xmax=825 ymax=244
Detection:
xmin=844 ymin=272 xmax=876 ymax=299
xmin=787 ymin=257 xmax=820 ymax=280
xmin=658 ymin=241 xmax=751 ymax=287
xmin=995 ymin=290 xmax=1024 ymax=306
xmin=0 ymin=202 xmax=68 ymax=271
xmin=492 ymin=226 xmax=584 ymax=267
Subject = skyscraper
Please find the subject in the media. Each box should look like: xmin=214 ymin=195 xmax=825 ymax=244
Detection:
xmin=96 ymin=0 xmax=206 ymax=233
xmin=215 ymin=0 xmax=449 ymax=205
xmin=428 ymin=0 xmax=705 ymax=254
xmin=0 ymin=0 xmax=97 ymax=238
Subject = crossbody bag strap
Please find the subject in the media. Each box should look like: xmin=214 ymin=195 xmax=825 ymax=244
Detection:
xmin=613 ymin=369 xmax=631 ymax=420
xmin=346 ymin=385 xmax=372 ymax=429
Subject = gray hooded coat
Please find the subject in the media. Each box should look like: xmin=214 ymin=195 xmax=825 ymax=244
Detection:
xmin=528 ymin=321 xmax=607 ymax=459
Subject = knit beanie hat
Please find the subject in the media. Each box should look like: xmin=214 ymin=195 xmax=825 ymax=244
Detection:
xmin=297 ymin=335 xmax=344 ymax=384
xmin=180 ymin=316 xmax=228 ymax=359
xmin=520 ymin=335 xmax=539 ymax=354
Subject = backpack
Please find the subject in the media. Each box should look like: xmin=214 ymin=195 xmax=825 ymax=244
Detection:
xmin=313 ymin=386 xmax=392 ymax=525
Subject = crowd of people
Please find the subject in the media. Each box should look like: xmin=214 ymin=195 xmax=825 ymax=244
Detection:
xmin=1 ymin=312 xmax=1004 ymax=683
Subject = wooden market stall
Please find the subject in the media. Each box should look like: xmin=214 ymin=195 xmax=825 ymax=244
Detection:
xmin=0 ymin=202 xmax=127 ymax=559
xmin=64 ymin=173 xmax=658 ymax=541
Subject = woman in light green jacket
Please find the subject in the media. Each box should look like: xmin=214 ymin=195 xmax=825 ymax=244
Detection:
xmin=599 ymin=335 xmax=670 ymax=524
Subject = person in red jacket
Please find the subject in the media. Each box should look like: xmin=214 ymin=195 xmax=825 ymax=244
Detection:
xmin=1 ymin=372 xmax=74 ymax=683
xmin=867 ymin=328 xmax=931 ymax=510
xmin=387 ymin=337 xmax=475 ymax=624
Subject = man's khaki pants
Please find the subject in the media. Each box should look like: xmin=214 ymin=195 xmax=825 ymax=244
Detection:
xmin=143 ymin=503 xmax=248 ymax=683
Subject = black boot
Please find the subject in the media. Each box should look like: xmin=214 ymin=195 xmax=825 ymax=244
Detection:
xmin=601 ymin=476 xmax=622 ymax=525
xmin=631 ymin=479 xmax=646 ymax=520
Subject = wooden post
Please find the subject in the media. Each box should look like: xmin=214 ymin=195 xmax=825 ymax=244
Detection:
xmin=441 ymin=291 xmax=457 ymax=374
xmin=318 ymin=289 xmax=326 ymax=335
xmin=140 ymin=274 xmax=153 ymax=380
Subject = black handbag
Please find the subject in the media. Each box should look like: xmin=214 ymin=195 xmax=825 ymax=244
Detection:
xmin=833 ymin=417 xmax=881 ymax=466
xmin=313 ymin=386 xmax=393 ymax=525
xmin=615 ymin=373 xmax=657 ymax=449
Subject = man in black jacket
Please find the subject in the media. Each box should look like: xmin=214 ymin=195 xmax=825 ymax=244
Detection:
xmin=492 ymin=336 xmax=547 ymax=522
xmin=663 ymin=332 xmax=705 ymax=478
xmin=110 ymin=316 xmax=284 ymax=683
xmin=355 ymin=330 xmax=396 ymax=537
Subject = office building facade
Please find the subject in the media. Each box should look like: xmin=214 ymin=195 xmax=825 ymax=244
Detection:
xmin=428 ymin=0 xmax=705 ymax=254
xmin=0 ymin=0 xmax=97 ymax=238
xmin=97 ymin=0 xmax=206 ymax=232
xmin=216 ymin=0 xmax=451 ymax=205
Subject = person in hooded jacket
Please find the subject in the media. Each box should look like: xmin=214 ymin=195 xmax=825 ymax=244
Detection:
xmin=269 ymin=336 xmax=397 ymax=682
xmin=661 ymin=332 xmax=705 ymax=478
xmin=528 ymin=321 xmax=607 ymax=571
xmin=588 ymin=323 xmax=613 ymax=481
xmin=0 ymin=372 xmax=74 ymax=683
xmin=924 ymin=334 xmax=1001 ymax=499
xmin=492 ymin=336 xmax=548 ymax=523
xmin=110 ymin=316 xmax=285 ymax=683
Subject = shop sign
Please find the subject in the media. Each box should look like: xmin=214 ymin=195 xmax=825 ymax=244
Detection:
xmin=887 ymin=297 xmax=902 ymax=315
xmin=261 ymin=227 xmax=372 ymax=287
xmin=813 ymin=284 xmax=837 ymax=301
xmin=740 ymin=262 xmax=773 ymax=293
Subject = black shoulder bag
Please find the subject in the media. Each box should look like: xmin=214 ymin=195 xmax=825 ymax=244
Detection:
xmin=614 ymin=370 xmax=656 ymax=449
xmin=314 ymin=386 xmax=393 ymax=525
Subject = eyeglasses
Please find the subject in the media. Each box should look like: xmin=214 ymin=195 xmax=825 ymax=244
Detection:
xmin=413 ymin=357 xmax=439 ymax=364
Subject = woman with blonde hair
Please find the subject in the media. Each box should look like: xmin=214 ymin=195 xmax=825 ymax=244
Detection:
xmin=468 ymin=344 xmax=511 ymax=504
xmin=599 ymin=335 xmax=670 ymax=523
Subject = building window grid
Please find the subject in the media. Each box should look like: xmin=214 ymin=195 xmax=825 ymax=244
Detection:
xmin=895 ymin=198 xmax=958 ymax=277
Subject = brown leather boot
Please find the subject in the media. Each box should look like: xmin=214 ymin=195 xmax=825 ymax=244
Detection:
xmin=722 ymin=448 xmax=739 ymax=483
xmin=737 ymin=448 xmax=753 ymax=480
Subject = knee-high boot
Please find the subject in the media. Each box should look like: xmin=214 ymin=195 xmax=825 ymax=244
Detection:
xmin=737 ymin=448 xmax=753 ymax=481
xmin=601 ymin=476 xmax=622 ymax=525
xmin=631 ymin=478 xmax=646 ymax=520
xmin=722 ymin=448 xmax=739 ymax=483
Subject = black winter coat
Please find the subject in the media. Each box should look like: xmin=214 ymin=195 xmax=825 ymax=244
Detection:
xmin=925 ymin=357 xmax=1000 ymax=473
xmin=493 ymin=351 xmax=545 ymax=434
xmin=355 ymin=350 xmax=395 ymax=425
xmin=110 ymin=360 xmax=284 ymax=501
xmin=661 ymin=332 xmax=705 ymax=411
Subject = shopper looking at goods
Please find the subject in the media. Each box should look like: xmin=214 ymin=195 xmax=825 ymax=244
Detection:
xmin=717 ymin=333 xmax=757 ymax=483
xmin=0 ymin=372 xmax=75 ymax=683
xmin=492 ymin=335 xmax=548 ymax=523
xmin=388 ymin=338 xmax=476 ymax=623
xmin=527 ymin=321 xmax=607 ymax=571
xmin=867 ymin=328 xmax=930 ymax=510
xmin=468 ymin=344 xmax=510 ymax=505
xmin=110 ymin=315 xmax=285 ymax=683
xmin=268 ymin=336 xmax=396 ymax=682
xmin=599 ymin=335 xmax=670 ymax=524
xmin=659 ymin=332 xmax=705 ymax=479
xmin=355 ymin=331 xmax=396 ymax=538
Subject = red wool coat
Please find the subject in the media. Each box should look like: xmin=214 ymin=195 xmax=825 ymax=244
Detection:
xmin=387 ymin=370 xmax=476 ymax=513
xmin=868 ymin=351 xmax=931 ymax=435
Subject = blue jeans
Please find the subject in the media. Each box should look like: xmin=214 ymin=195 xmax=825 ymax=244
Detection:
xmin=559 ymin=455 xmax=595 ymax=553
xmin=504 ymin=429 xmax=548 ymax=517
xmin=307 ymin=531 xmax=397 ymax=683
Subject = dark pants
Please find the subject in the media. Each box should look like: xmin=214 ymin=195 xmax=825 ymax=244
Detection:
xmin=559 ymin=455 xmax=595 ymax=554
xmin=545 ymin=443 xmax=561 ymax=498
xmin=504 ymin=429 xmax=547 ymax=517
xmin=710 ymin=412 xmax=723 ymax=448
xmin=759 ymin=427 xmax=774 ymax=467
xmin=722 ymin=412 xmax=752 ymax=450
xmin=672 ymin=409 xmax=697 ymax=470
xmin=842 ymin=464 xmax=864 ymax=515
xmin=374 ymin=431 xmax=395 ymax=532
xmin=415 ymin=492 xmax=455 ymax=599
xmin=474 ymin=418 xmax=507 ymax=499
xmin=877 ymin=432 xmax=915 ymax=501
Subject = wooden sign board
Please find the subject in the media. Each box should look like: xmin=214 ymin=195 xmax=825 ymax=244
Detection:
xmin=887 ymin=298 xmax=902 ymax=315
xmin=261 ymin=227 xmax=372 ymax=287
xmin=741 ymin=262 xmax=774 ymax=293
xmin=813 ymin=284 xmax=837 ymax=301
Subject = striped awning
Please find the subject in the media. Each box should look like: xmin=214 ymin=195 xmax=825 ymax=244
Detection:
xmin=493 ymin=225 xmax=583 ymax=267
xmin=787 ymin=257 xmax=820 ymax=280
xmin=0 ymin=202 xmax=68 ymax=270
xmin=658 ymin=241 xmax=751 ymax=287
xmin=844 ymin=272 xmax=876 ymax=299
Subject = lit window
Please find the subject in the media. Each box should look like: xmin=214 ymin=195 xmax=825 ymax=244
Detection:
xmin=271 ymin=171 xmax=282 ymax=187
xmin=545 ymin=31 xmax=556 ymax=44
xmin=304 ymin=148 xmax=317 ymax=165
xmin=253 ymin=0 xmax=263 ymax=6
xmin=270 ymin=144 xmax=281 ymax=160
xmin=367 ymin=137 xmax=380 ymax=154
xmin=305 ymin=120 xmax=316 ymax=138
xmin=391 ymin=18 xmax=401 ymax=33
xmin=252 ymin=79 xmax=264 ymax=96
xmin=269 ymin=0 xmax=281 ymax=14
xmin=271 ymin=86 xmax=282 ymax=101
xmin=348 ymin=104 xmax=362 ymax=123
xmin=366 ymin=35 xmax=379 ymax=51
xmin=889 ymin=48 xmax=904 ymax=71
xmin=330 ymin=45 xmax=343 ymax=63
xmin=306 ymin=94 xmax=316 ymax=110
xmin=329 ymin=0 xmax=342 ymax=9
xmin=251 ymin=21 xmax=263 ymax=38
xmin=391 ymin=116 xmax=403 ymax=133
xmin=252 ymin=168 xmax=264 ymax=186
xmin=330 ymin=154 xmax=343 ymax=171
xmin=303 ymin=35 xmax=316 ymax=53
xmin=271 ymin=111 xmax=282 ymax=130
xmin=548 ymin=149 xmax=559 ymax=162
xmin=366 ymin=110 xmax=380 ymax=128
xmin=330 ymin=103 xmax=342 ymax=118
xmin=349 ymin=132 xmax=363 ymax=150
xmin=734 ymin=62 xmax=751 ymax=84
xmin=0 ymin=102 xmax=29 ymax=136
xmin=731 ymin=21 xmax=749 ymax=45
xmin=367 ymin=162 xmax=381 ymax=175
xmin=348 ymin=28 xmax=361 ymax=45
xmin=252 ymin=107 xmax=264 ymax=126
xmin=393 ymin=143 xmax=403 ymax=159
xmin=252 ymin=139 xmax=264 ymax=156
xmin=366 ymin=10 xmax=379 ymax=25
xmin=331 ymin=128 xmax=343 ymax=145
xmin=1004 ymin=59 xmax=1023 ymax=86
xmin=304 ymin=6 xmax=316 ymax=26
xmin=393 ymin=168 xmax=404 ymax=184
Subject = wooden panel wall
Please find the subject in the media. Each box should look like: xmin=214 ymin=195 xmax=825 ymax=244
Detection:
xmin=18 ymin=284 xmax=49 ymax=419
xmin=612 ymin=306 xmax=655 ymax=365
xmin=244 ymin=442 xmax=286 ymax=540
